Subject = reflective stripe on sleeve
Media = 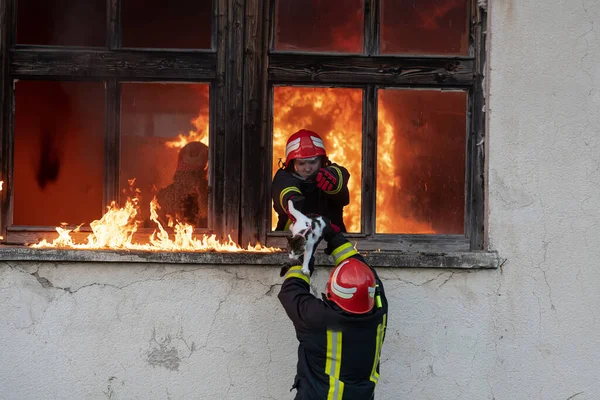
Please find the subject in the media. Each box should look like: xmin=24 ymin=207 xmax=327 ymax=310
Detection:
xmin=326 ymin=330 xmax=345 ymax=400
xmin=369 ymin=313 xmax=387 ymax=385
xmin=324 ymin=166 xmax=344 ymax=195
xmin=331 ymin=242 xmax=358 ymax=265
xmin=284 ymin=265 xmax=310 ymax=285
xmin=279 ymin=186 xmax=302 ymax=210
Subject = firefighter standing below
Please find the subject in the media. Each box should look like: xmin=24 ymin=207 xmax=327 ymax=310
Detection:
xmin=272 ymin=129 xmax=351 ymax=232
xmin=278 ymin=219 xmax=388 ymax=400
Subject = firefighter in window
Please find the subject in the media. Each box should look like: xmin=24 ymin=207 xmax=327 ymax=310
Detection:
xmin=272 ymin=129 xmax=350 ymax=232
xmin=278 ymin=218 xmax=388 ymax=399
xmin=155 ymin=141 xmax=209 ymax=228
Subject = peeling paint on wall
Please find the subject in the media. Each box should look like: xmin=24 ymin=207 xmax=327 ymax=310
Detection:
xmin=146 ymin=330 xmax=181 ymax=371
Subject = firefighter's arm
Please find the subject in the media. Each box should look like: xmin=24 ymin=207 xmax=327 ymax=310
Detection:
xmin=315 ymin=164 xmax=350 ymax=206
xmin=278 ymin=263 xmax=327 ymax=330
xmin=272 ymin=170 xmax=306 ymax=226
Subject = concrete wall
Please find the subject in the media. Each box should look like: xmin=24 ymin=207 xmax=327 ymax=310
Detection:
xmin=1 ymin=0 xmax=599 ymax=399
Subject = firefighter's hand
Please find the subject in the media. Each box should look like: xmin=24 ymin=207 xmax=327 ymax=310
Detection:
xmin=316 ymin=167 xmax=339 ymax=192
xmin=280 ymin=256 xmax=315 ymax=277
xmin=280 ymin=260 xmax=294 ymax=277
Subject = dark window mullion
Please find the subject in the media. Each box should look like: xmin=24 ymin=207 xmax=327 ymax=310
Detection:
xmin=0 ymin=0 xmax=16 ymax=239
xmin=241 ymin=0 xmax=269 ymax=246
xmin=362 ymin=85 xmax=377 ymax=235
xmin=364 ymin=0 xmax=379 ymax=56
xmin=469 ymin=4 xmax=487 ymax=250
xmin=212 ymin=0 xmax=227 ymax=235
xmin=104 ymin=79 xmax=120 ymax=209
xmin=108 ymin=0 xmax=121 ymax=49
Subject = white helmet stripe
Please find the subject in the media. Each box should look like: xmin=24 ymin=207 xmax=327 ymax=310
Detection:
xmin=285 ymin=137 xmax=301 ymax=159
xmin=311 ymin=136 xmax=326 ymax=150
xmin=331 ymin=261 xmax=357 ymax=299
xmin=368 ymin=286 xmax=376 ymax=298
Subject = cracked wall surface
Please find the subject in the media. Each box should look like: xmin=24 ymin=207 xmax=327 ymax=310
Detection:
xmin=1 ymin=1 xmax=599 ymax=399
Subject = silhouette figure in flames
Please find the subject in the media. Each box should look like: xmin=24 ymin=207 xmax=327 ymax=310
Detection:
xmin=155 ymin=142 xmax=209 ymax=228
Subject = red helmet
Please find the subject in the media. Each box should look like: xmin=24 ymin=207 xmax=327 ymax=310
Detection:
xmin=325 ymin=258 xmax=376 ymax=314
xmin=285 ymin=129 xmax=327 ymax=164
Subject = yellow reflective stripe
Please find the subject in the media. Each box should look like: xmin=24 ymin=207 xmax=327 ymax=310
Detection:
xmin=370 ymin=314 xmax=387 ymax=385
xmin=284 ymin=219 xmax=292 ymax=231
xmin=326 ymin=330 xmax=344 ymax=400
xmin=375 ymin=284 xmax=382 ymax=308
xmin=331 ymin=242 xmax=358 ymax=265
xmin=324 ymin=166 xmax=344 ymax=195
xmin=284 ymin=266 xmax=310 ymax=284
xmin=279 ymin=187 xmax=302 ymax=210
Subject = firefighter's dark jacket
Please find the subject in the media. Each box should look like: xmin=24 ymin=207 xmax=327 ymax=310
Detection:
xmin=278 ymin=237 xmax=388 ymax=400
xmin=272 ymin=163 xmax=350 ymax=232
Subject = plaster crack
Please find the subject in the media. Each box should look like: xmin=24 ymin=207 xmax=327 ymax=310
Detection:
xmin=567 ymin=392 xmax=584 ymax=400
xmin=202 ymin=280 xmax=235 ymax=350
xmin=28 ymin=267 xmax=205 ymax=294
xmin=538 ymin=240 xmax=556 ymax=311
xmin=578 ymin=0 xmax=595 ymax=96
xmin=436 ymin=272 xmax=455 ymax=289
xmin=264 ymin=283 xmax=281 ymax=297
xmin=391 ymin=271 xmax=448 ymax=287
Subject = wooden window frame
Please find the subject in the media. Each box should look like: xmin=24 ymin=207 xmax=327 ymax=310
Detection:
xmin=0 ymin=0 xmax=487 ymax=254
xmin=242 ymin=0 xmax=487 ymax=252
xmin=0 ymin=0 xmax=244 ymax=244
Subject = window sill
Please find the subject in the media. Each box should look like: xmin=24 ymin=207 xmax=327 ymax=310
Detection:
xmin=0 ymin=245 xmax=499 ymax=269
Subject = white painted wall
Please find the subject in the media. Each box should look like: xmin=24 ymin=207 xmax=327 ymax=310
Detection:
xmin=1 ymin=0 xmax=599 ymax=399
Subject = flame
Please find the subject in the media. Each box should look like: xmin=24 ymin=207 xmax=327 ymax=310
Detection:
xmin=272 ymin=87 xmax=439 ymax=234
xmin=165 ymin=114 xmax=210 ymax=149
xmin=376 ymin=100 xmax=435 ymax=234
xmin=272 ymin=87 xmax=363 ymax=232
xmin=32 ymin=191 xmax=279 ymax=252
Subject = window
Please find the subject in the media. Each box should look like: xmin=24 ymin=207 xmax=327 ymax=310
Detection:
xmin=261 ymin=0 xmax=486 ymax=252
xmin=0 ymin=0 xmax=487 ymax=254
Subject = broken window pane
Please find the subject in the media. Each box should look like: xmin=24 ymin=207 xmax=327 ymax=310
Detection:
xmin=122 ymin=0 xmax=212 ymax=49
xmin=120 ymin=83 xmax=210 ymax=230
xmin=274 ymin=0 xmax=364 ymax=53
xmin=17 ymin=0 xmax=105 ymax=46
xmin=377 ymin=89 xmax=467 ymax=234
xmin=272 ymin=86 xmax=363 ymax=232
xmin=381 ymin=0 xmax=469 ymax=55
xmin=13 ymin=81 xmax=105 ymax=226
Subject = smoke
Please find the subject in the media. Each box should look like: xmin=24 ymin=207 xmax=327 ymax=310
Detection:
xmin=276 ymin=0 xmax=363 ymax=52
xmin=380 ymin=0 xmax=469 ymax=54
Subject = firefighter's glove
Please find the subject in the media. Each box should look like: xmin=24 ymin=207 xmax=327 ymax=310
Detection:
xmin=316 ymin=167 xmax=339 ymax=192
xmin=280 ymin=256 xmax=315 ymax=277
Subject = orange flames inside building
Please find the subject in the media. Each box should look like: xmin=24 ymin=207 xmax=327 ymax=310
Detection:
xmin=272 ymin=87 xmax=466 ymax=234
xmin=272 ymin=87 xmax=363 ymax=232
xmin=13 ymin=83 xmax=465 ymax=250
